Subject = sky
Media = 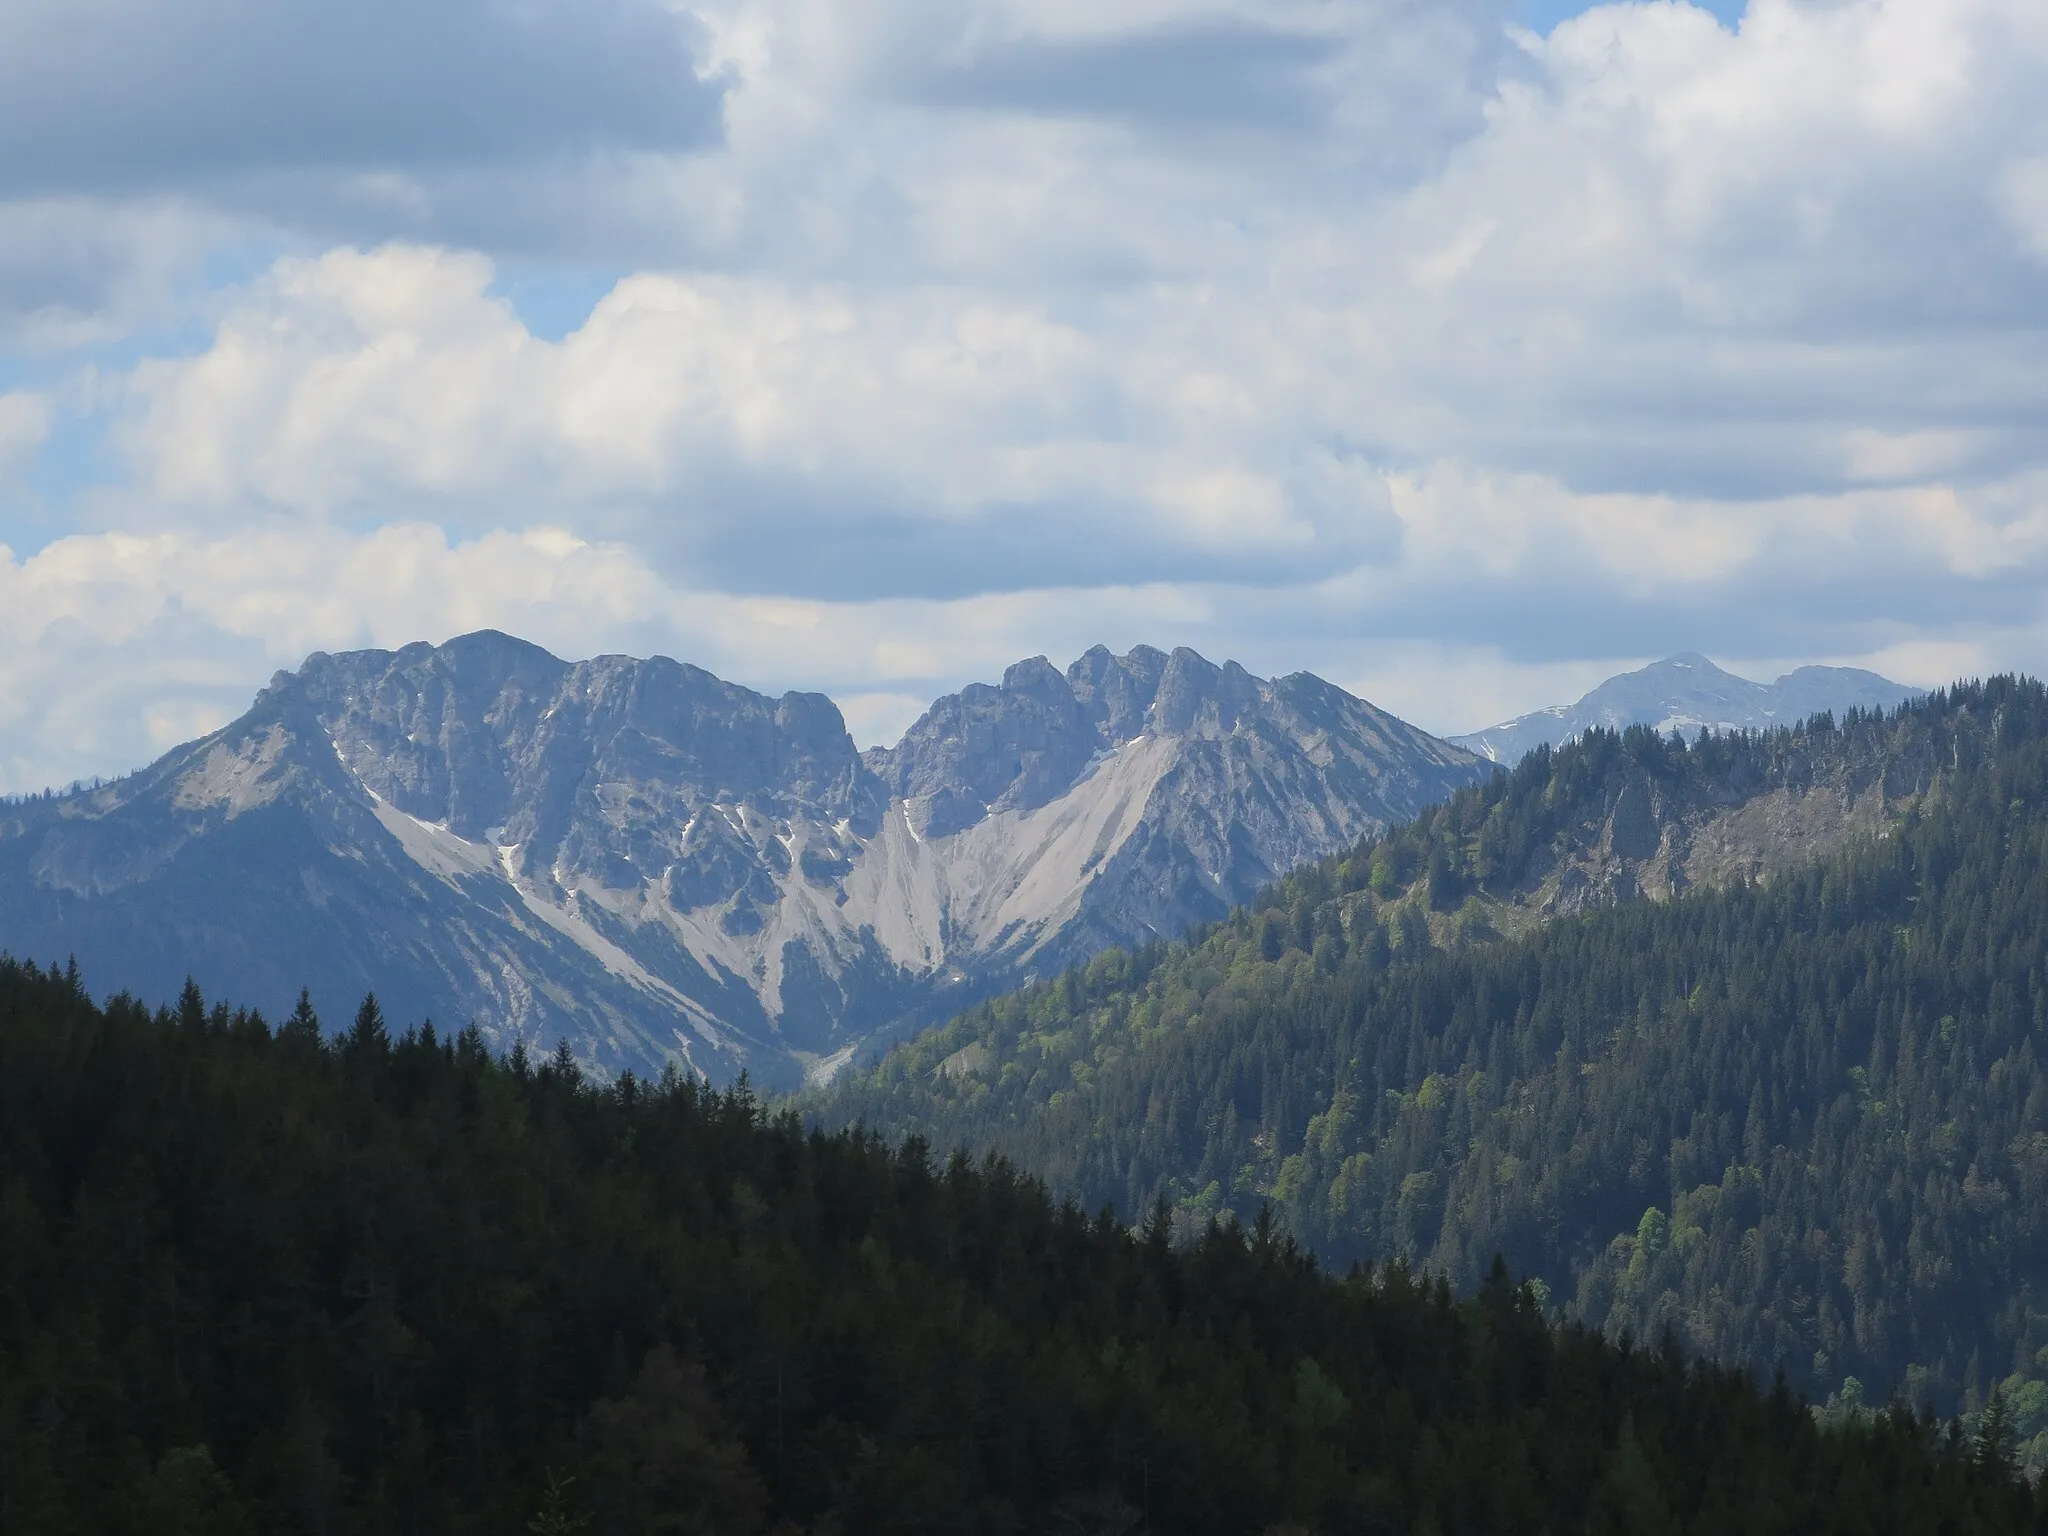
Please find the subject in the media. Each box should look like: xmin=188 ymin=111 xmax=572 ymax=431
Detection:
xmin=2 ymin=0 xmax=2046 ymax=793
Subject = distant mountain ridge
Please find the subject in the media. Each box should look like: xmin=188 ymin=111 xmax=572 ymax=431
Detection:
xmin=0 ymin=633 xmax=1484 ymax=1086
xmin=1452 ymin=652 xmax=1920 ymax=764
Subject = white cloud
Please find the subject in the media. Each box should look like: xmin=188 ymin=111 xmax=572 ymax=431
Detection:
xmin=110 ymin=244 xmax=1399 ymax=594
xmin=7 ymin=0 xmax=2048 ymax=787
xmin=98 ymin=0 xmax=2048 ymax=523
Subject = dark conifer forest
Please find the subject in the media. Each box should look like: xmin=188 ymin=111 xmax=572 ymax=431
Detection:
xmin=2 ymin=956 xmax=2043 ymax=1531
xmin=820 ymin=678 xmax=2048 ymax=1458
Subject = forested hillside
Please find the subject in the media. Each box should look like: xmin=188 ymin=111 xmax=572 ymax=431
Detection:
xmin=6 ymin=960 xmax=2036 ymax=1532
xmin=818 ymin=678 xmax=2048 ymax=1449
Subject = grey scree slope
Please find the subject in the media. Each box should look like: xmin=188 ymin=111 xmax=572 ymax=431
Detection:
xmin=0 ymin=632 xmax=1485 ymax=1087
xmin=1451 ymin=652 xmax=1922 ymax=766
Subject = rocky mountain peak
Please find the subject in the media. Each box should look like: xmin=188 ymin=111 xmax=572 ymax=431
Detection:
xmin=264 ymin=634 xmax=883 ymax=893
xmin=998 ymin=654 xmax=1073 ymax=708
xmin=1065 ymin=644 xmax=1169 ymax=742
xmin=873 ymin=644 xmax=1291 ymax=833
xmin=1149 ymin=647 xmax=1262 ymax=736
xmin=866 ymin=654 xmax=1099 ymax=837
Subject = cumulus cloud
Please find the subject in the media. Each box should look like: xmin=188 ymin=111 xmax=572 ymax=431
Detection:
xmin=111 ymin=244 xmax=1401 ymax=595
xmin=7 ymin=0 xmax=2048 ymax=788
xmin=0 ymin=0 xmax=1515 ymax=301
xmin=100 ymin=1 xmax=2048 ymax=512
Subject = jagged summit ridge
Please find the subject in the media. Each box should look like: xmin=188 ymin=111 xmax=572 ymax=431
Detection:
xmin=0 ymin=635 xmax=1486 ymax=1087
xmin=1451 ymin=652 xmax=1922 ymax=765
xmin=866 ymin=645 xmax=1313 ymax=838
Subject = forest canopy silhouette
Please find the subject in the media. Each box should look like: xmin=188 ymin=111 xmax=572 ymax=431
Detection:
xmin=1 ymin=954 xmax=2042 ymax=1532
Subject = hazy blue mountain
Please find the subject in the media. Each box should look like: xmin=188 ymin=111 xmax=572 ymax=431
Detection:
xmin=0 ymin=633 xmax=1484 ymax=1086
xmin=1450 ymin=652 xmax=1921 ymax=764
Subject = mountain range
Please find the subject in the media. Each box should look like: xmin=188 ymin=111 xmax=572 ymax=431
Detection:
xmin=1451 ymin=652 xmax=1921 ymax=764
xmin=0 ymin=632 xmax=1481 ymax=1087
xmin=0 ymin=638 xmax=1921 ymax=1088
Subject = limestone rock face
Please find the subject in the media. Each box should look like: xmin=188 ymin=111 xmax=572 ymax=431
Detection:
xmin=0 ymin=632 xmax=1486 ymax=1086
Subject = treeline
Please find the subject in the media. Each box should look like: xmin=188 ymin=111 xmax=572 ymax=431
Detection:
xmin=0 ymin=774 xmax=121 ymax=810
xmin=817 ymin=677 xmax=2048 ymax=1451
xmin=1 ymin=962 xmax=2041 ymax=1532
